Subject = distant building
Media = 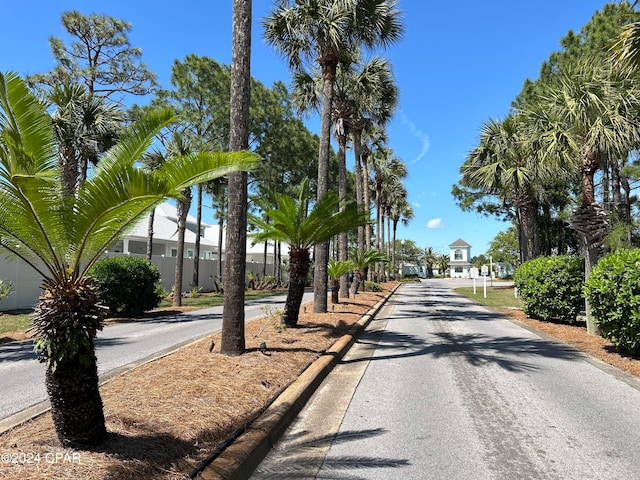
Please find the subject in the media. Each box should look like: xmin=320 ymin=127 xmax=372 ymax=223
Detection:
xmin=448 ymin=238 xmax=473 ymax=278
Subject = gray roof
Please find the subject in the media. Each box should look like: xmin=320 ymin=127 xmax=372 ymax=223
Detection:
xmin=449 ymin=238 xmax=471 ymax=248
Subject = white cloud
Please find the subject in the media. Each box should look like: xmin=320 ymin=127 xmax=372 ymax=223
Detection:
xmin=426 ymin=218 xmax=443 ymax=229
xmin=412 ymin=202 xmax=421 ymax=208
xmin=399 ymin=109 xmax=430 ymax=165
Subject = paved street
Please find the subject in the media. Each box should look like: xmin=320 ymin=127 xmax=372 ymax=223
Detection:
xmin=0 ymin=291 xmax=312 ymax=423
xmin=252 ymin=280 xmax=640 ymax=480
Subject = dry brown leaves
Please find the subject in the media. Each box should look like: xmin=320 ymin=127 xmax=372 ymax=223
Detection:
xmin=0 ymin=287 xmax=390 ymax=480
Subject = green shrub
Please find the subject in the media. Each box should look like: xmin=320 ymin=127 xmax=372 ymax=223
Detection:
xmin=90 ymin=256 xmax=162 ymax=317
xmin=584 ymin=248 xmax=640 ymax=355
xmin=513 ymin=255 xmax=584 ymax=323
xmin=364 ymin=281 xmax=382 ymax=292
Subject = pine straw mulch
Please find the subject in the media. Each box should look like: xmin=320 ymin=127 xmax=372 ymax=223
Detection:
xmin=0 ymin=285 xmax=393 ymax=480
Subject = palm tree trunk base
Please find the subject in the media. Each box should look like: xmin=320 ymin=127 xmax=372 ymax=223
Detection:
xmin=45 ymin=355 xmax=107 ymax=448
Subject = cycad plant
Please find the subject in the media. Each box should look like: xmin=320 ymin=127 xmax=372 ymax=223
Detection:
xmin=0 ymin=71 xmax=257 ymax=447
xmin=349 ymin=247 xmax=388 ymax=293
xmin=328 ymin=259 xmax=354 ymax=304
xmin=250 ymin=179 xmax=369 ymax=326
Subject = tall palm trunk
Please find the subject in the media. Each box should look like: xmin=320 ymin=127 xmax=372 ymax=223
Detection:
xmin=173 ymin=191 xmax=191 ymax=306
xmin=353 ymin=128 xmax=365 ymax=251
xmin=193 ymin=184 xmax=203 ymax=287
xmin=146 ymin=208 xmax=155 ymax=260
xmin=313 ymin=57 xmax=337 ymax=313
xmin=284 ymin=247 xmax=311 ymax=327
xmin=217 ymin=214 xmax=224 ymax=282
xmin=221 ymin=0 xmax=251 ymax=354
xmin=337 ymin=128 xmax=349 ymax=298
xmin=573 ymin=149 xmax=608 ymax=334
xmin=362 ymin=149 xmax=372 ymax=250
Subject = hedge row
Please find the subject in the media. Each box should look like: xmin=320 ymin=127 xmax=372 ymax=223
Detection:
xmin=514 ymin=249 xmax=640 ymax=355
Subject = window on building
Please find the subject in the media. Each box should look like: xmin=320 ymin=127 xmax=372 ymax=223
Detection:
xmin=170 ymin=248 xmax=178 ymax=258
xmin=455 ymin=266 xmax=463 ymax=273
xmin=454 ymin=249 xmax=463 ymax=260
xmin=187 ymin=250 xmax=194 ymax=259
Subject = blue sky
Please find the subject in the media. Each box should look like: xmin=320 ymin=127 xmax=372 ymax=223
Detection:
xmin=1 ymin=0 xmax=615 ymax=256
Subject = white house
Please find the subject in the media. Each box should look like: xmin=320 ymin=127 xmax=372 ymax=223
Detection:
xmin=448 ymin=238 xmax=473 ymax=278
xmin=114 ymin=202 xmax=283 ymax=264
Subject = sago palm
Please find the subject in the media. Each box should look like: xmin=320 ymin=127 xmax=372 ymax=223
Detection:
xmin=328 ymin=259 xmax=354 ymax=304
xmin=349 ymin=247 xmax=388 ymax=293
xmin=250 ymin=179 xmax=369 ymax=326
xmin=0 ymin=71 xmax=257 ymax=447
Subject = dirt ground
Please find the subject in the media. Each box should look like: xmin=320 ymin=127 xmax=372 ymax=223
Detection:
xmin=1 ymin=282 xmax=638 ymax=479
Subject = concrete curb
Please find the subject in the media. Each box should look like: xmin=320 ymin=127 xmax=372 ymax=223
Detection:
xmin=194 ymin=283 xmax=401 ymax=480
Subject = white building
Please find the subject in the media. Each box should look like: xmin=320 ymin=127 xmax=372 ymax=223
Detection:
xmin=448 ymin=238 xmax=473 ymax=278
xmin=0 ymin=202 xmax=286 ymax=310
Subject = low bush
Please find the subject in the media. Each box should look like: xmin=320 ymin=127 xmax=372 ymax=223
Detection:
xmin=584 ymin=248 xmax=640 ymax=355
xmin=364 ymin=281 xmax=383 ymax=292
xmin=90 ymin=256 xmax=162 ymax=317
xmin=513 ymin=255 xmax=584 ymax=323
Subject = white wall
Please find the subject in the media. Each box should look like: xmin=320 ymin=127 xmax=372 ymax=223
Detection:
xmin=0 ymin=254 xmax=280 ymax=311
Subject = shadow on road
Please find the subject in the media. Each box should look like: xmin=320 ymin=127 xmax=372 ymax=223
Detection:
xmin=251 ymin=427 xmax=409 ymax=479
xmin=344 ymin=325 xmax=582 ymax=373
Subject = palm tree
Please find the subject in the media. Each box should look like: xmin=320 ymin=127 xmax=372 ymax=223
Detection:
xmin=361 ymin=124 xmax=388 ymax=250
xmin=349 ymin=247 xmax=388 ymax=293
xmin=389 ymin=189 xmax=413 ymax=276
xmin=435 ymin=253 xmax=450 ymax=277
xmin=328 ymin=259 xmax=354 ymax=304
xmin=221 ymin=0 xmax=253 ymax=355
xmin=348 ymin=57 xmax=398 ymax=251
xmin=263 ymin=0 xmax=403 ymax=314
xmin=461 ymin=114 xmax=546 ymax=263
xmin=250 ymin=180 xmax=369 ymax=327
xmin=423 ymin=246 xmax=437 ymax=278
xmin=0 ymin=71 xmax=257 ymax=447
xmin=370 ymin=147 xmax=407 ymax=279
xmin=524 ymin=60 xmax=640 ymax=333
xmin=165 ymin=132 xmax=195 ymax=307
xmin=46 ymin=81 xmax=122 ymax=194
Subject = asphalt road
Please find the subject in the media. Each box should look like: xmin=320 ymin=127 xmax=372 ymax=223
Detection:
xmin=252 ymin=280 xmax=640 ymax=480
xmin=0 ymin=291 xmax=312 ymax=423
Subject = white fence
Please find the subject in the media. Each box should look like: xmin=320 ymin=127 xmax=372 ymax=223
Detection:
xmin=0 ymin=254 xmax=277 ymax=311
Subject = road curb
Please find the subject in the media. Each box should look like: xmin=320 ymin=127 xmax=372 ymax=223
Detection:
xmin=193 ymin=283 xmax=401 ymax=480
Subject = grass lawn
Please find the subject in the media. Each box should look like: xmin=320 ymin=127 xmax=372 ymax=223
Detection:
xmin=455 ymin=284 xmax=524 ymax=310
xmin=0 ymin=311 xmax=32 ymax=335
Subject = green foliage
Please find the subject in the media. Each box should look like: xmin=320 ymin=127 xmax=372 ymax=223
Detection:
xmin=0 ymin=279 xmax=13 ymax=303
xmin=513 ymin=255 xmax=584 ymax=323
xmin=28 ymin=10 xmax=158 ymax=99
xmin=349 ymin=247 xmax=387 ymax=271
xmin=487 ymin=226 xmax=520 ymax=267
xmin=364 ymin=281 xmax=383 ymax=292
xmin=584 ymin=249 xmax=640 ymax=355
xmin=90 ymin=256 xmax=162 ymax=317
xmin=328 ymin=259 xmax=354 ymax=280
